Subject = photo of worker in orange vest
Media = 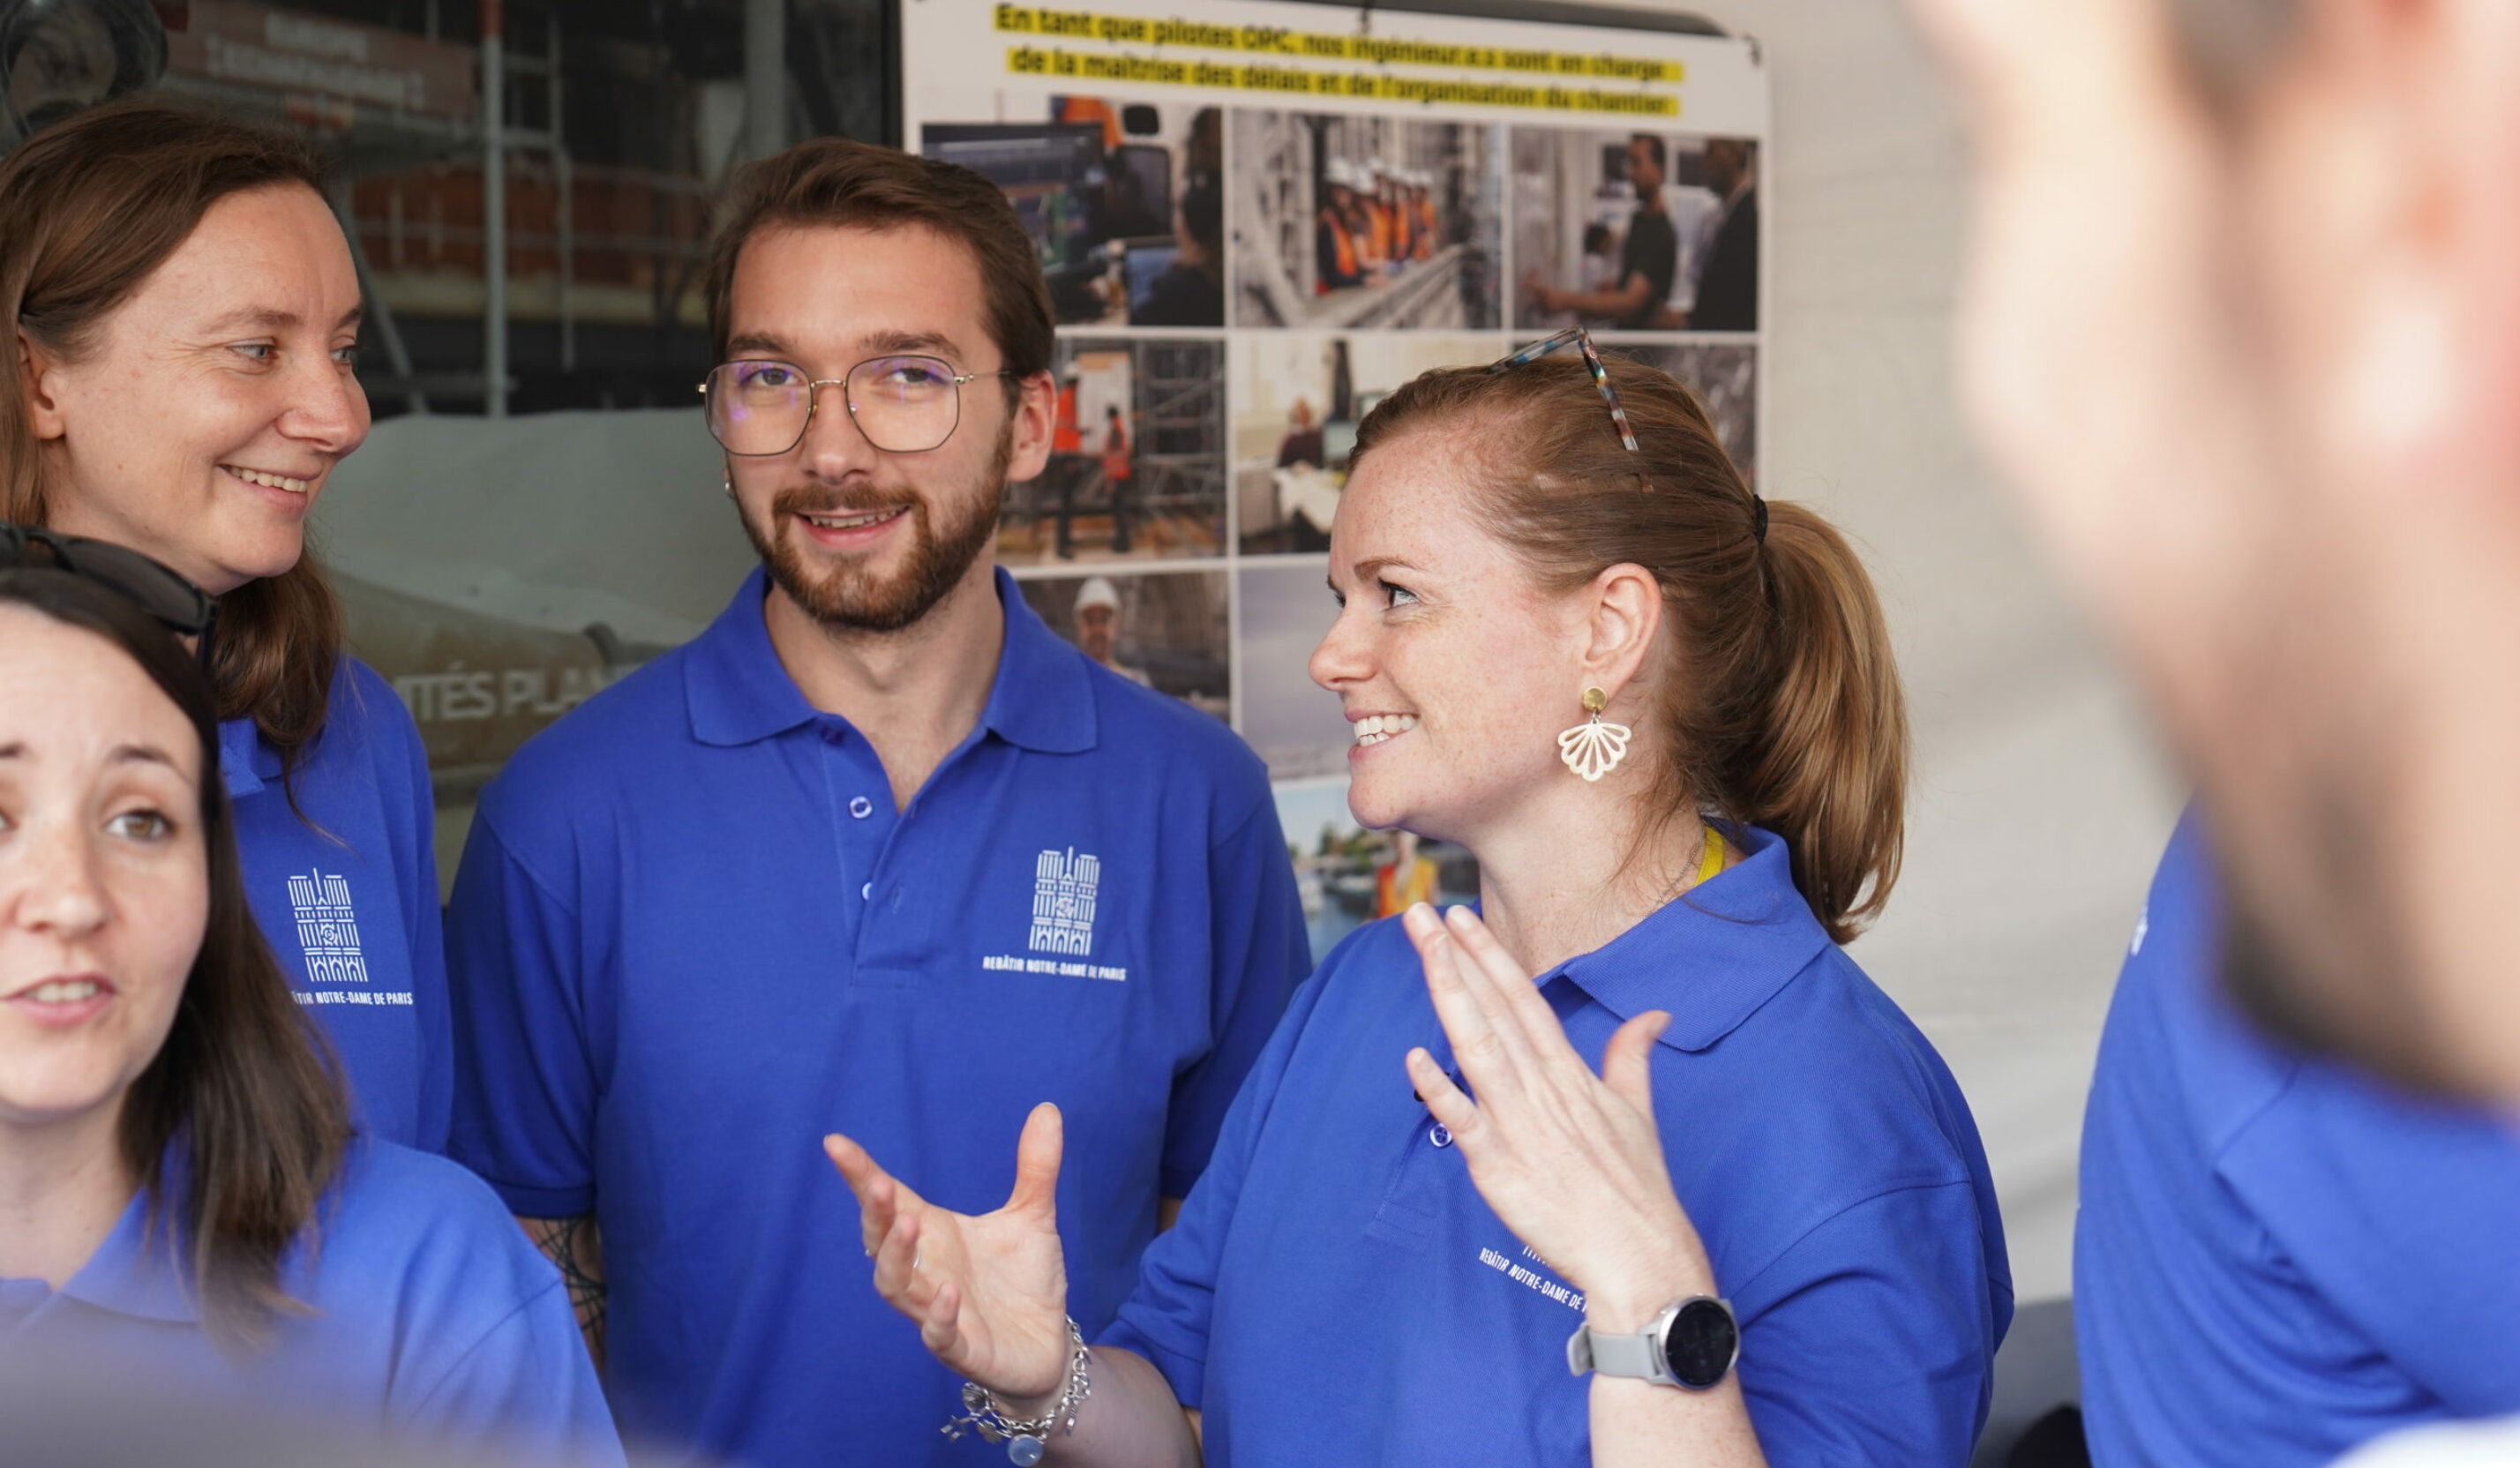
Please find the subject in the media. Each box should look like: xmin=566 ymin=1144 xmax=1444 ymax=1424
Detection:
xmin=1236 ymin=111 xmax=1498 ymax=330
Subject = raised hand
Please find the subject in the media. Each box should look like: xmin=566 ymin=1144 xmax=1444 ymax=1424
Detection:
xmin=1399 ymin=904 xmax=1714 ymax=1322
xmin=824 ymin=1102 xmax=1074 ymax=1406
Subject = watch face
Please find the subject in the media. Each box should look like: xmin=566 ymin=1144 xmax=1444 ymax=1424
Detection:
xmin=1662 ymin=1298 xmax=1739 ymax=1389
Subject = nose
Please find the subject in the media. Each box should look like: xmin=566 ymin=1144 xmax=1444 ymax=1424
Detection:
xmin=278 ymin=345 xmax=371 ymax=457
xmin=9 ymin=815 xmax=112 ymax=944
xmin=1309 ymin=598 xmax=1375 ymax=694
xmin=796 ymin=378 xmax=885 ymax=483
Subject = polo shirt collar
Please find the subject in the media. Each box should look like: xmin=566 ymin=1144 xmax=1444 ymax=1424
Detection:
xmin=686 ymin=565 xmax=1097 ymax=755
xmin=214 ymin=715 xmax=282 ymax=801
xmin=1550 ymin=824 xmax=1831 ymax=1052
xmin=54 ymin=1176 xmax=198 ymax=1326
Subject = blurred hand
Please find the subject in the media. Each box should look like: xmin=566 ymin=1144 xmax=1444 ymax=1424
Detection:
xmin=825 ymin=1103 xmax=1073 ymax=1405
xmin=1400 ymin=904 xmax=1713 ymax=1325
xmin=1520 ymin=270 xmax=1558 ymax=312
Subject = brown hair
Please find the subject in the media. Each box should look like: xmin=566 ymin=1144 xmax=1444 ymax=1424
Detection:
xmin=0 ymin=568 xmax=348 ymax=1351
xmin=702 ymin=138 xmax=1054 ymax=398
xmin=1351 ymin=355 xmax=1909 ymax=943
xmin=0 ymin=101 xmax=345 ymax=787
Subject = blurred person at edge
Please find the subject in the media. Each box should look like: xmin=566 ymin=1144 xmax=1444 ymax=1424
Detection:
xmin=828 ymin=351 xmax=2012 ymax=1465
xmin=0 ymin=568 xmax=618 ymax=1464
xmin=444 ymin=139 xmax=1307 ymax=1467
xmin=1909 ymin=0 xmax=2520 ymax=1465
xmin=0 ymin=102 xmax=450 ymax=1154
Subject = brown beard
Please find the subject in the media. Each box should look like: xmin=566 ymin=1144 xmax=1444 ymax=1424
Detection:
xmin=739 ymin=422 xmax=1011 ymax=633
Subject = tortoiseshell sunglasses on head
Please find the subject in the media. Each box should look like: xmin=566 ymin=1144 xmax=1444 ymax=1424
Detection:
xmin=1484 ymin=326 xmax=1640 ymax=453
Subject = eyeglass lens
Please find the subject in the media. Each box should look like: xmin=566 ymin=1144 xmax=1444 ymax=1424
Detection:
xmin=707 ymin=356 xmax=968 ymax=456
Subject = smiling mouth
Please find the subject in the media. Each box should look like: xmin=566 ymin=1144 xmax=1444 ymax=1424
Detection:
xmin=221 ymin=465 xmax=311 ymax=495
xmin=797 ymin=506 xmax=911 ymax=533
xmin=1353 ymin=713 xmax=1420 ymax=747
xmin=19 ymin=978 xmax=105 ymax=1003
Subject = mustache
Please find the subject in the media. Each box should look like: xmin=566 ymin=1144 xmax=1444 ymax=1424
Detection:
xmin=769 ymin=484 xmax=925 ymax=520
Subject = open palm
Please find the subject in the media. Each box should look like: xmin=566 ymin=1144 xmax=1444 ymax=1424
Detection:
xmin=825 ymin=1102 xmax=1074 ymax=1404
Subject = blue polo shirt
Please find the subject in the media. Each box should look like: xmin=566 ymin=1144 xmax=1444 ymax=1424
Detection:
xmin=2076 ymin=811 xmax=2520 ymax=1465
xmin=446 ymin=566 xmax=1309 ymax=1468
xmin=1106 ymin=824 xmax=2012 ymax=1466
xmin=224 ymin=656 xmax=449 ymax=1152
xmin=0 ymin=1139 xmax=620 ymax=1464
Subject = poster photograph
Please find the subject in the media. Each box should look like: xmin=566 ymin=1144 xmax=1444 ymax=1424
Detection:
xmin=1230 ymin=109 xmax=1502 ymax=331
xmin=1609 ymin=341 xmax=1759 ymax=488
xmin=924 ymin=98 xmax=1224 ymax=326
xmin=1232 ymin=333 xmax=1498 ymax=554
xmin=1273 ymin=776 xmax=1478 ymax=958
xmin=1006 ymin=335 xmax=1228 ymax=565
xmin=1017 ymin=569 xmax=1232 ymax=720
xmin=1511 ymin=129 xmax=1761 ymax=333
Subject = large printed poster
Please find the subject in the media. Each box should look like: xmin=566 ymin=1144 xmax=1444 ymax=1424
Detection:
xmin=904 ymin=0 xmax=1768 ymax=955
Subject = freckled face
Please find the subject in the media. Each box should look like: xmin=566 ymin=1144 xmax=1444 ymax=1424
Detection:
xmin=1309 ymin=427 xmax=1586 ymax=843
xmin=0 ymin=610 xmax=206 ymax=1133
xmin=29 ymin=184 xmax=369 ymax=596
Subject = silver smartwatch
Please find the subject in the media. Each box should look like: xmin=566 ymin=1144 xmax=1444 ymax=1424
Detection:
xmin=1565 ymin=1295 xmax=1738 ymax=1390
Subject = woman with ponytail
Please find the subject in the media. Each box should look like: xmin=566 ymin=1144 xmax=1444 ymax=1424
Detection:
xmin=828 ymin=335 xmax=2010 ymax=1466
xmin=1 ymin=103 xmax=448 ymax=1151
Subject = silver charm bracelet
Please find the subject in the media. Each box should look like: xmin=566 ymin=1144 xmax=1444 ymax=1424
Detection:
xmin=942 ymin=1317 xmax=1092 ymax=1466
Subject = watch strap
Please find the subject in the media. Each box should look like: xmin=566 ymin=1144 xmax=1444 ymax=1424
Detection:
xmin=1570 ymin=1323 xmax=1668 ymax=1382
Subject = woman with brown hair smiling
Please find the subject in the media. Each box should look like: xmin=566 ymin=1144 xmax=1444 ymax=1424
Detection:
xmin=0 ymin=559 xmax=616 ymax=1460
xmin=0 ymin=102 xmax=447 ymax=1151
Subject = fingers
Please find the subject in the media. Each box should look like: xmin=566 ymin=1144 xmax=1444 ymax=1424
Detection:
xmin=1403 ymin=905 xmax=1502 ymax=1073
xmin=1406 ymin=1046 xmax=1483 ymax=1142
xmin=1005 ymin=1102 xmax=1066 ymax=1220
xmin=826 ymin=1133 xmax=904 ymax=1257
xmin=1601 ymin=1011 xmax=1670 ymax=1117
xmin=1442 ymin=905 xmax=1574 ymax=1060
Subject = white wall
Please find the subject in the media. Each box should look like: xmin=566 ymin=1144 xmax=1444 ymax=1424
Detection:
xmin=1622 ymin=0 xmax=2184 ymax=1302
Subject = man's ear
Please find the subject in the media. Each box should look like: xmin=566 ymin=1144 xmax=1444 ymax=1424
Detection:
xmin=17 ymin=330 xmax=68 ymax=442
xmin=1580 ymin=562 xmax=1664 ymax=706
xmin=1005 ymin=370 xmax=1056 ymax=484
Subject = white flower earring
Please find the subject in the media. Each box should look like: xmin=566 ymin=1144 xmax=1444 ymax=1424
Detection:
xmin=1557 ymin=687 xmax=1631 ymax=783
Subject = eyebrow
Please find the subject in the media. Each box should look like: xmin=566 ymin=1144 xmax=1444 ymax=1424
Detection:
xmin=198 ymin=305 xmax=364 ymax=335
xmin=721 ymin=329 xmax=969 ymax=365
xmin=110 ymin=744 xmax=181 ymax=769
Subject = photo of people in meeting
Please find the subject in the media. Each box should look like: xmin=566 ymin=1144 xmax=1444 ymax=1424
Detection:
xmin=1609 ymin=341 xmax=1760 ymax=486
xmin=1003 ymin=336 xmax=1226 ymax=565
xmin=1016 ymin=570 xmax=1230 ymax=720
xmin=1230 ymin=109 xmax=1500 ymax=331
xmin=1272 ymin=778 xmax=1478 ymax=958
xmin=923 ymin=98 xmax=1223 ymax=326
xmin=1512 ymin=129 xmax=1760 ymax=333
xmin=1233 ymin=333 xmax=1495 ymax=554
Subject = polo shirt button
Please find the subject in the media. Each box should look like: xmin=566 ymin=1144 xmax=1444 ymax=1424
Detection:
xmin=1429 ymin=1123 xmax=1453 ymax=1149
xmin=848 ymin=797 xmax=874 ymax=819
xmin=860 ymin=882 xmax=873 ymax=900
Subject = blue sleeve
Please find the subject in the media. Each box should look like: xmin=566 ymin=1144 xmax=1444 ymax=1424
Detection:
xmin=2232 ymin=1075 xmax=2520 ymax=1413
xmin=444 ymin=805 xmax=601 ymax=1218
xmin=1106 ymin=958 xmax=1337 ymax=1406
xmin=1157 ymin=790 xmax=1310 ymax=1199
xmin=397 ymin=1248 xmax=624 ymax=1466
xmin=1728 ymin=1181 xmax=2006 ymax=1467
xmin=378 ymin=674 xmax=454 ymax=1157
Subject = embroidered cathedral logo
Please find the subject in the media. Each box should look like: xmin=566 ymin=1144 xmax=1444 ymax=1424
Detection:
xmin=1028 ymin=848 xmax=1100 ymax=956
xmin=288 ymin=869 xmax=370 ymax=985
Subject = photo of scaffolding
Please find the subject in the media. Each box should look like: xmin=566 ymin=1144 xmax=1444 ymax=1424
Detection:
xmin=1004 ymin=336 xmax=1226 ymax=565
xmin=1229 ymin=109 xmax=1501 ymax=331
xmin=924 ymin=98 xmax=1224 ymax=327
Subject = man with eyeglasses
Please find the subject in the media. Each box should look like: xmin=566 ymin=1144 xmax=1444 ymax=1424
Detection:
xmin=442 ymin=139 xmax=1309 ymax=1468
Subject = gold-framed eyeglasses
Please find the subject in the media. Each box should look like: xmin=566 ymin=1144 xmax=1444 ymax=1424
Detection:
xmin=698 ymin=356 xmax=1018 ymax=456
xmin=1487 ymin=326 xmax=1640 ymax=453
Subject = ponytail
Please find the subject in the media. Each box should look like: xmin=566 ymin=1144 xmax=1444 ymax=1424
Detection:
xmin=1353 ymin=353 xmax=1910 ymax=942
xmin=1731 ymin=502 xmax=1907 ymax=942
